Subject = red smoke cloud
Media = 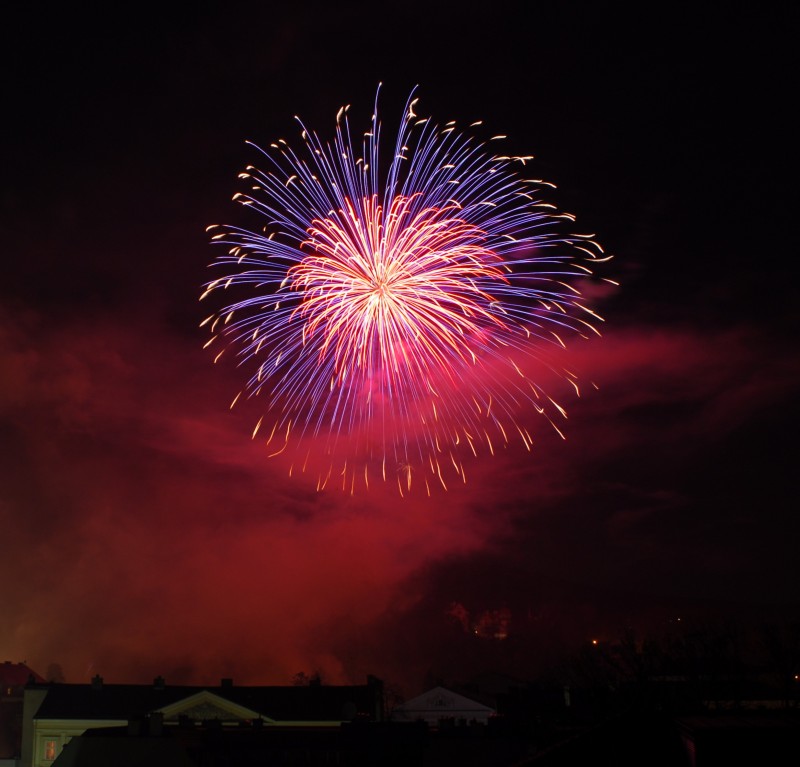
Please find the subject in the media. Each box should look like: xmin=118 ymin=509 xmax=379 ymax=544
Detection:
xmin=1 ymin=305 xmax=796 ymax=692
xmin=0 ymin=308 xmax=499 ymax=686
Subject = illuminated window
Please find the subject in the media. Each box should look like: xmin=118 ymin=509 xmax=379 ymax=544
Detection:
xmin=44 ymin=740 xmax=57 ymax=760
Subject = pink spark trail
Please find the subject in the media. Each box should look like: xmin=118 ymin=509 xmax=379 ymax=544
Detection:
xmin=202 ymin=87 xmax=612 ymax=494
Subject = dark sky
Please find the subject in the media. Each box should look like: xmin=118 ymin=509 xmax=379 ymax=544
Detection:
xmin=1 ymin=4 xmax=797 ymax=693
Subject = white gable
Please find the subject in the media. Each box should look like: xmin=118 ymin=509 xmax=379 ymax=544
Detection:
xmin=156 ymin=690 xmax=273 ymax=722
xmin=392 ymin=686 xmax=495 ymax=724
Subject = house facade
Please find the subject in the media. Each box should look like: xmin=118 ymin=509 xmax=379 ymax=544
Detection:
xmin=22 ymin=675 xmax=383 ymax=767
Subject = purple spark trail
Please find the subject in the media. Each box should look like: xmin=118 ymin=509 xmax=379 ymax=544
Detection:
xmin=203 ymin=87 xmax=612 ymax=494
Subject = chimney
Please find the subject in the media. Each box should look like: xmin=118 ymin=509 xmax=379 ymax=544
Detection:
xmin=367 ymin=675 xmax=384 ymax=721
xmin=91 ymin=675 xmax=103 ymax=690
xmin=149 ymin=712 xmax=164 ymax=736
xmin=153 ymin=676 xmax=165 ymax=690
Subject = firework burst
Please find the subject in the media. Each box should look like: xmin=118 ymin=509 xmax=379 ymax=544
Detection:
xmin=202 ymin=87 xmax=613 ymax=494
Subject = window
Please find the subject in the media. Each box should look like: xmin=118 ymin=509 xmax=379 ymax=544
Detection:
xmin=44 ymin=740 xmax=57 ymax=760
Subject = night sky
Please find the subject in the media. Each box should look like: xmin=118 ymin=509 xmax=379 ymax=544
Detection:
xmin=2 ymin=3 xmax=797 ymax=693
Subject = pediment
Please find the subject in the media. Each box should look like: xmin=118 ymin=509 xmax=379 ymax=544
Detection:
xmin=156 ymin=690 xmax=273 ymax=722
xmin=397 ymin=686 xmax=494 ymax=714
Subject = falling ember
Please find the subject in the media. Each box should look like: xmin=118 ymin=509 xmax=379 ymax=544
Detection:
xmin=202 ymin=86 xmax=611 ymax=492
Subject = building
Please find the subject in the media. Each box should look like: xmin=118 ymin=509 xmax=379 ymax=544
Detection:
xmin=677 ymin=713 xmax=800 ymax=766
xmin=390 ymin=686 xmax=495 ymax=727
xmin=22 ymin=675 xmax=383 ymax=767
xmin=48 ymin=719 xmax=430 ymax=767
xmin=0 ymin=662 xmax=45 ymax=765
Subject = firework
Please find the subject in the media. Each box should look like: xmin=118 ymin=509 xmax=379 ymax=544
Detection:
xmin=202 ymin=87 xmax=612 ymax=494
